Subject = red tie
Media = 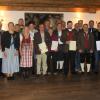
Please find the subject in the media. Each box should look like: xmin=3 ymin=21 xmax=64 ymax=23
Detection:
xmin=84 ymin=33 xmax=89 ymax=49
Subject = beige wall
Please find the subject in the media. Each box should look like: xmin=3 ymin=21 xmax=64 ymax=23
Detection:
xmin=0 ymin=10 xmax=100 ymax=30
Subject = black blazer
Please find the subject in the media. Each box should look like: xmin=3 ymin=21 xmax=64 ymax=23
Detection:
xmin=1 ymin=31 xmax=20 ymax=51
xmin=34 ymin=31 xmax=51 ymax=54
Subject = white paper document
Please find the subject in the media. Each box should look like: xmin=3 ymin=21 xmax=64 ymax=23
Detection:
xmin=96 ymin=41 xmax=100 ymax=51
xmin=51 ymin=41 xmax=58 ymax=51
xmin=39 ymin=42 xmax=48 ymax=53
xmin=0 ymin=50 xmax=2 ymax=58
xmin=69 ymin=41 xmax=76 ymax=51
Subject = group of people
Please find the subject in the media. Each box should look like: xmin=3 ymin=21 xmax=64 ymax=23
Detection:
xmin=0 ymin=18 xmax=100 ymax=80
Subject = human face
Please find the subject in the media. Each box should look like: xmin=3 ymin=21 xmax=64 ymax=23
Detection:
xmin=74 ymin=23 xmax=79 ymax=30
xmin=83 ymin=24 xmax=88 ymax=32
xmin=45 ymin=21 xmax=50 ymax=27
xmin=67 ymin=22 xmax=73 ymax=29
xmin=78 ymin=20 xmax=83 ymax=28
xmin=97 ymin=23 xmax=100 ymax=30
xmin=48 ymin=28 xmax=53 ymax=36
xmin=62 ymin=21 xmax=66 ymax=29
xmin=89 ymin=21 xmax=94 ymax=28
xmin=18 ymin=19 xmax=24 ymax=26
xmin=14 ymin=25 xmax=20 ymax=32
xmin=23 ymin=27 xmax=30 ymax=36
xmin=39 ymin=24 xmax=45 ymax=32
xmin=29 ymin=24 xmax=35 ymax=31
xmin=8 ymin=22 xmax=14 ymax=32
xmin=57 ymin=23 xmax=62 ymax=31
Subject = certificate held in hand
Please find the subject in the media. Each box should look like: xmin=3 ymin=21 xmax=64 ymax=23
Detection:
xmin=39 ymin=42 xmax=48 ymax=53
xmin=0 ymin=50 xmax=2 ymax=58
xmin=96 ymin=41 xmax=100 ymax=51
xmin=69 ymin=41 xmax=76 ymax=51
xmin=51 ymin=41 xmax=58 ymax=51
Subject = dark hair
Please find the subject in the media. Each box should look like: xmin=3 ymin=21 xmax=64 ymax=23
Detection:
xmin=39 ymin=23 xmax=44 ymax=26
xmin=8 ymin=22 xmax=14 ymax=27
xmin=57 ymin=22 xmax=62 ymax=26
xmin=15 ymin=24 xmax=19 ymax=26
xmin=89 ymin=20 xmax=94 ymax=23
xmin=28 ymin=21 xmax=35 ymax=26
xmin=44 ymin=20 xmax=50 ymax=23
xmin=83 ymin=24 xmax=88 ymax=27
xmin=97 ymin=22 xmax=100 ymax=25
xmin=19 ymin=18 xmax=24 ymax=21
xmin=67 ymin=21 xmax=72 ymax=25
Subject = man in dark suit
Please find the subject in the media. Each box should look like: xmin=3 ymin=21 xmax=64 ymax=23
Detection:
xmin=88 ymin=20 xmax=97 ymax=73
xmin=61 ymin=21 xmax=77 ymax=75
xmin=34 ymin=23 xmax=51 ymax=75
xmin=78 ymin=24 xmax=94 ymax=73
xmin=0 ymin=22 xmax=4 ymax=76
xmin=53 ymin=23 xmax=65 ymax=74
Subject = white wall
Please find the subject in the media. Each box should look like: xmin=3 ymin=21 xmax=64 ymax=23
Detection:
xmin=0 ymin=10 xmax=100 ymax=30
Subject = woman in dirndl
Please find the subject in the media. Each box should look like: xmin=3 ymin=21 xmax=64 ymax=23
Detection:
xmin=2 ymin=22 xmax=19 ymax=80
xmin=20 ymin=26 xmax=33 ymax=79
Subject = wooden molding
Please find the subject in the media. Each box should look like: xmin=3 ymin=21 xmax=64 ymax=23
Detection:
xmin=0 ymin=0 xmax=100 ymax=12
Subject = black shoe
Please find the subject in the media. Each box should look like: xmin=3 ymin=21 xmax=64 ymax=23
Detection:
xmin=7 ymin=76 xmax=15 ymax=80
xmin=7 ymin=77 xmax=12 ymax=80
xmin=87 ymin=72 xmax=91 ymax=75
xmin=7 ymin=77 xmax=11 ymax=80
xmin=81 ymin=72 xmax=85 ymax=74
xmin=94 ymin=72 xmax=99 ymax=75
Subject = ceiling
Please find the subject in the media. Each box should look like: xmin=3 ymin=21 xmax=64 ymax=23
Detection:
xmin=0 ymin=0 xmax=100 ymax=12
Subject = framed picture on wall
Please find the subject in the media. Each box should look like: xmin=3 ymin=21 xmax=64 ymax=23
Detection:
xmin=25 ymin=13 xmax=63 ymax=28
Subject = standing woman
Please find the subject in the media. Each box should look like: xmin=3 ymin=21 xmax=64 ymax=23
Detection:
xmin=20 ymin=27 xmax=33 ymax=79
xmin=2 ymin=22 xmax=19 ymax=80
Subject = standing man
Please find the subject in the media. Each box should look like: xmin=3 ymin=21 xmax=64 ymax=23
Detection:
xmin=18 ymin=18 xmax=25 ymax=33
xmin=78 ymin=24 xmax=94 ymax=74
xmin=0 ymin=22 xmax=4 ymax=76
xmin=78 ymin=20 xmax=83 ymax=31
xmin=53 ymin=23 xmax=65 ymax=74
xmin=88 ymin=20 xmax=97 ymax=73
xmin=94 ymin=22 xmax=100 ymax=74
xmin=34 ymin=23 xmax=51 ymax=75
xmin=61 ymin=21 xmax=77 ymax=75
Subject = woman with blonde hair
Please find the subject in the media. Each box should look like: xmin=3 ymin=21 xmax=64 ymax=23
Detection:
xmin=2 ymin=22 xmax=19 ymax=80
xmin=20 ymin=26 xmax=33 ymax=79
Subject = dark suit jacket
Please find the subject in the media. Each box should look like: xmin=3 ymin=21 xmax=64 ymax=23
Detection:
xmin=0 ymin=30 xmax=4 ymax=47
xmin=77 ymin=30 xmax=94 ymax=51
xmin=1 ymin=31 xmax=20 ymax=52
xmin=53 ymin=29 xmax=67 ymax=52
xmin=60 ymin=29 xmax=77 ymax=52
xmin=34 ymin=31 xmax=51 ymax=54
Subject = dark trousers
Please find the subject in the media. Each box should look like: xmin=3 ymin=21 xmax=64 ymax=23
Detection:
xmin=32 ymin=54 xmax=37 ymax=75
xmin=55 ymin=52 xmax=65 ymax=73
xmin=64 ymin=51 xmax=76 ymax=75
xmin=47 ymin=52 xmax=57 ymax=74
xmin=80 ymin=52 xmax=91 ymax=64
xmin=0 ymin=58 xmax=2 ymax=75
xmin=95 ymin=51 xmax=100 ymax=72
xmin=90 ymin=52 xmax=95 ymax=72
xmin=75 ymin=52 xmax=80 ymax=71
